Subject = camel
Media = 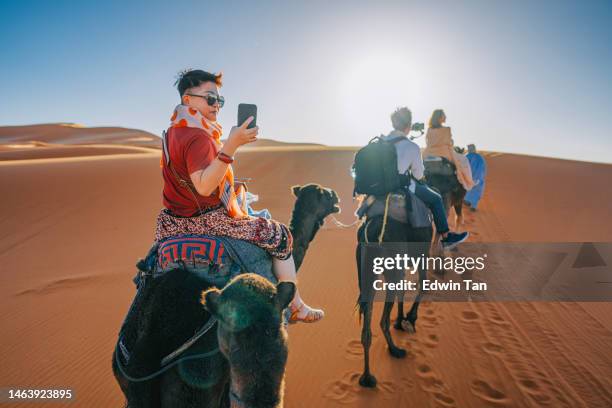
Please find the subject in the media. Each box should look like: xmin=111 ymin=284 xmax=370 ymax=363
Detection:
xmin=113 ymin=183 xmax=339 ymax=407
xmin=356 ymin=212 xmax=433 ymax=388
xmin=203 ymin=274 xmax=295 ymax=408
xmin=424 ymin=156 xmax=466 ymax=228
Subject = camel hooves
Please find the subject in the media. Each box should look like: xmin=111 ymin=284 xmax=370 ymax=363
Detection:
xmin=402 ymin=319 xmax=416 ymax=333
xmin=388 ymin=347 xmax=407 ymax=359
xmin=359 ymin=373 xmax=377 ymax=388
xmin=393 ymin=320 xmax=405 ymax=331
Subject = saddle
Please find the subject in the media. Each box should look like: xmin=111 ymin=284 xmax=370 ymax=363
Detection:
xmin=423 ymin=156 xmax=457 ymax=177
xmin=135 ymin=235 xmax=276 ymax=289
xmin=116 ymin=236 xmax=278 ymax=378
xmin=423 ymin=156 xmax=461 ymax=194
xmin=356 ymin=192 xmax=432 ymax=228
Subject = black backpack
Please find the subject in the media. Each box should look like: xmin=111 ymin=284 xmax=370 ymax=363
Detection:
xmin=352 ymin=135 xmax=406 ymax=196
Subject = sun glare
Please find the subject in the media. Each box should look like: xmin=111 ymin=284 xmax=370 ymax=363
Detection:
xmin=339 ymin=54 xmax=428 ymax=144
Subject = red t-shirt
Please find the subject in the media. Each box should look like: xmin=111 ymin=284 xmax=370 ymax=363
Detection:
xmin=162 ymin=126 xmax=221 ymax=216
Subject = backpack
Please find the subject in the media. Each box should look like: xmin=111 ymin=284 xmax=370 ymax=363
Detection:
xmin=352 ymin=135 xmax=406 ymax=196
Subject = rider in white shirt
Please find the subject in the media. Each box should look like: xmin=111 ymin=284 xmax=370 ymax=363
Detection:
xmin=384 ymin=107 xmax=468 ymax=248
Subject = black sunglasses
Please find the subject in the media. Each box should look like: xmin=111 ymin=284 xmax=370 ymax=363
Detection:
xmin=186 ymin=93 xmax=225 ymax=108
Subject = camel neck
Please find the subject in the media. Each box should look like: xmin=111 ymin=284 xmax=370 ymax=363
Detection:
xmin=289 ymin=207 xmax=321 ymax=271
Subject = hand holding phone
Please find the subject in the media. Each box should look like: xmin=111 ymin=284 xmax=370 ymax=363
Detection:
xmin=224 ymin=104 xmax=258 ymax=154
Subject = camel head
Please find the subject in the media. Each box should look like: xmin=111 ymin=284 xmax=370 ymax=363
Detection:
xmin=291 ymin=183 xmax=340 ymax=220
xmin=202 ymin=274 xmax=295 ymax=408
xmin=289 ymin=184 xmax=340 ymax=271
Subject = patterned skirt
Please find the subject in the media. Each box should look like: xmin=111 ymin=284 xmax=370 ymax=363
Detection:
xmin=154 ymin=207 xmax=293 ymax=260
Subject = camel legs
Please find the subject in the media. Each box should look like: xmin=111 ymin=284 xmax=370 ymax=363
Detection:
xmin=359 ymin=301 xmax=377 ymax=388
xmin=455 ymin=213 xmax=464 ymax=229
xmin=394 ymin=301 xmax=405 ymax=330
xmin=380 ymin=300 xmax=406 ymax=358
xmin=453 ymin=186 xmax=466 ymax=228
xmin=454 ymin=202 xmax=464 ymax=228
xmin=404 ymin=299 xmax=421 ymax=334
xmin=404 ymin=264 xmax=427 ymax=332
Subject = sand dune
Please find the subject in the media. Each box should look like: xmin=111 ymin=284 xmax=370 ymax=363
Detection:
xmin=0 ymin=123 xmax=161 ymax=148
xmin=0 ymin=125 xmax=611 ymax=407
xmin=0 ymin=124 xmax=324 ymax=162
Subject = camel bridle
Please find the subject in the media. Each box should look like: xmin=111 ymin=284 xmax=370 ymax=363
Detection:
xmin=114 ymin=316 xmax=219 ymax=383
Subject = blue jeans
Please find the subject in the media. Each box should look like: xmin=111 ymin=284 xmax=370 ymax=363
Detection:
xmin=413 ymin=182 xmax=449 ymax=234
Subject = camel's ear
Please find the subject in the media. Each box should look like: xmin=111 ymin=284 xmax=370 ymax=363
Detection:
xmin=291 ymin=185 xmax=302 ymax=197
xmin=202 ymin=288 xmax=221 ymax=317
xmin=275 ymin=281 xmax=296 ymax=311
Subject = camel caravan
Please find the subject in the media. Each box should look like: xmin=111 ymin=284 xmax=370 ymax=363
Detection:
xmin=113 ymin=69 xmax=479 ymax=407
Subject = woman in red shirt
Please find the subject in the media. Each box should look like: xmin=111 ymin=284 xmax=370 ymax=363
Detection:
xmin=154 ymin=69 xmax=323 ymax=323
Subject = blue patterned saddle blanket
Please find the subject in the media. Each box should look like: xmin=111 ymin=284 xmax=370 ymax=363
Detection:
xmin=136 ymin=234 xmax=276 ymax=289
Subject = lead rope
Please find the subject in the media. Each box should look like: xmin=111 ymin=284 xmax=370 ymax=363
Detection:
xmin=326 ymin=215 xmax=361 ymax=229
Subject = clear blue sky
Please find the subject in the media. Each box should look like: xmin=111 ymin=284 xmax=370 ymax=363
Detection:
xmin=1 ymin=0 xmax=611 ymax=163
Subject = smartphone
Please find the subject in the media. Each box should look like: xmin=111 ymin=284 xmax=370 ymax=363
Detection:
xmin=237 ymin=103 xmax=257 ymax=129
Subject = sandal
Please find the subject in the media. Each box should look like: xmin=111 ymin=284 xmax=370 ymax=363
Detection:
xmin=289 ymin=301 xmax=325 ymax=324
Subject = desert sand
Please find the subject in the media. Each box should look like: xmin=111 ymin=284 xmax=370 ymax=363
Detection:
xmin=1 ymin=124 xmax=611 ymax=407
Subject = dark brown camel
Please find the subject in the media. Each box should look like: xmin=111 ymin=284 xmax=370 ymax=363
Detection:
xmin=356 ymin=212 xmax=433 ymax=388
xmin=113 ymin=183 xmax=339 ymax=407
xmin=424 ymin=156 xmax=466 ymax=228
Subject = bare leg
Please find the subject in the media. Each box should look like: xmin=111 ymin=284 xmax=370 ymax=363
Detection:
xmin=273 ymin=255 xmax=324 ymax=322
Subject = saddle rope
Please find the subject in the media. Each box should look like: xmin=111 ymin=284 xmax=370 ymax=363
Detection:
xmin=363 ymin=193 xmax=391 ymax=244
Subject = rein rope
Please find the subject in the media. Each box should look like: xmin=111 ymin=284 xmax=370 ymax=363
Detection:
xmin=324 ymin=214 xmax=361 ymax=229
xmin=323 ymin=194 xmax=391 ymax=243
xmin=115 ymin=316 xmax=219 ymax=383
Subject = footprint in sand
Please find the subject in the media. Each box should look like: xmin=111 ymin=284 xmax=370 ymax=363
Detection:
xmin=424 ymin=304 xmax=442 ymax=316
xmin=518 ymin=379 xmax=552 ymax=405
xmin=401 ymin=338 xmax=424 ymax=358
xmin=423 ymin=333 xmax=440 ymax=348
xmin=421 ymin=312 xmax=442 ymax=328
xmin=415 ymin=364 xmax=456 ymax=406
xmin=416 ymin=364 xmax=443 ymax=388
xmin=488 ymin=314 xmax=511 ymax=327
xmin=461 ymin=310 xmax=480 ymax=322
xmin=324 ymin=371 xmax=395 ymax=404
xmin=433 ymin=392 xmax=456 ymax=407
xmin=471 ymin=379 xmax=509 ymax=405
xmin=345 ymin=340 xmax=364 ymax=360
xmin=482 ymin=342 xmax=505 ymax=356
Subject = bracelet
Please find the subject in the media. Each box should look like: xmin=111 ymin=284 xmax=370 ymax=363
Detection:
xmin=217 ymin=151 xmax=234 ymax=164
